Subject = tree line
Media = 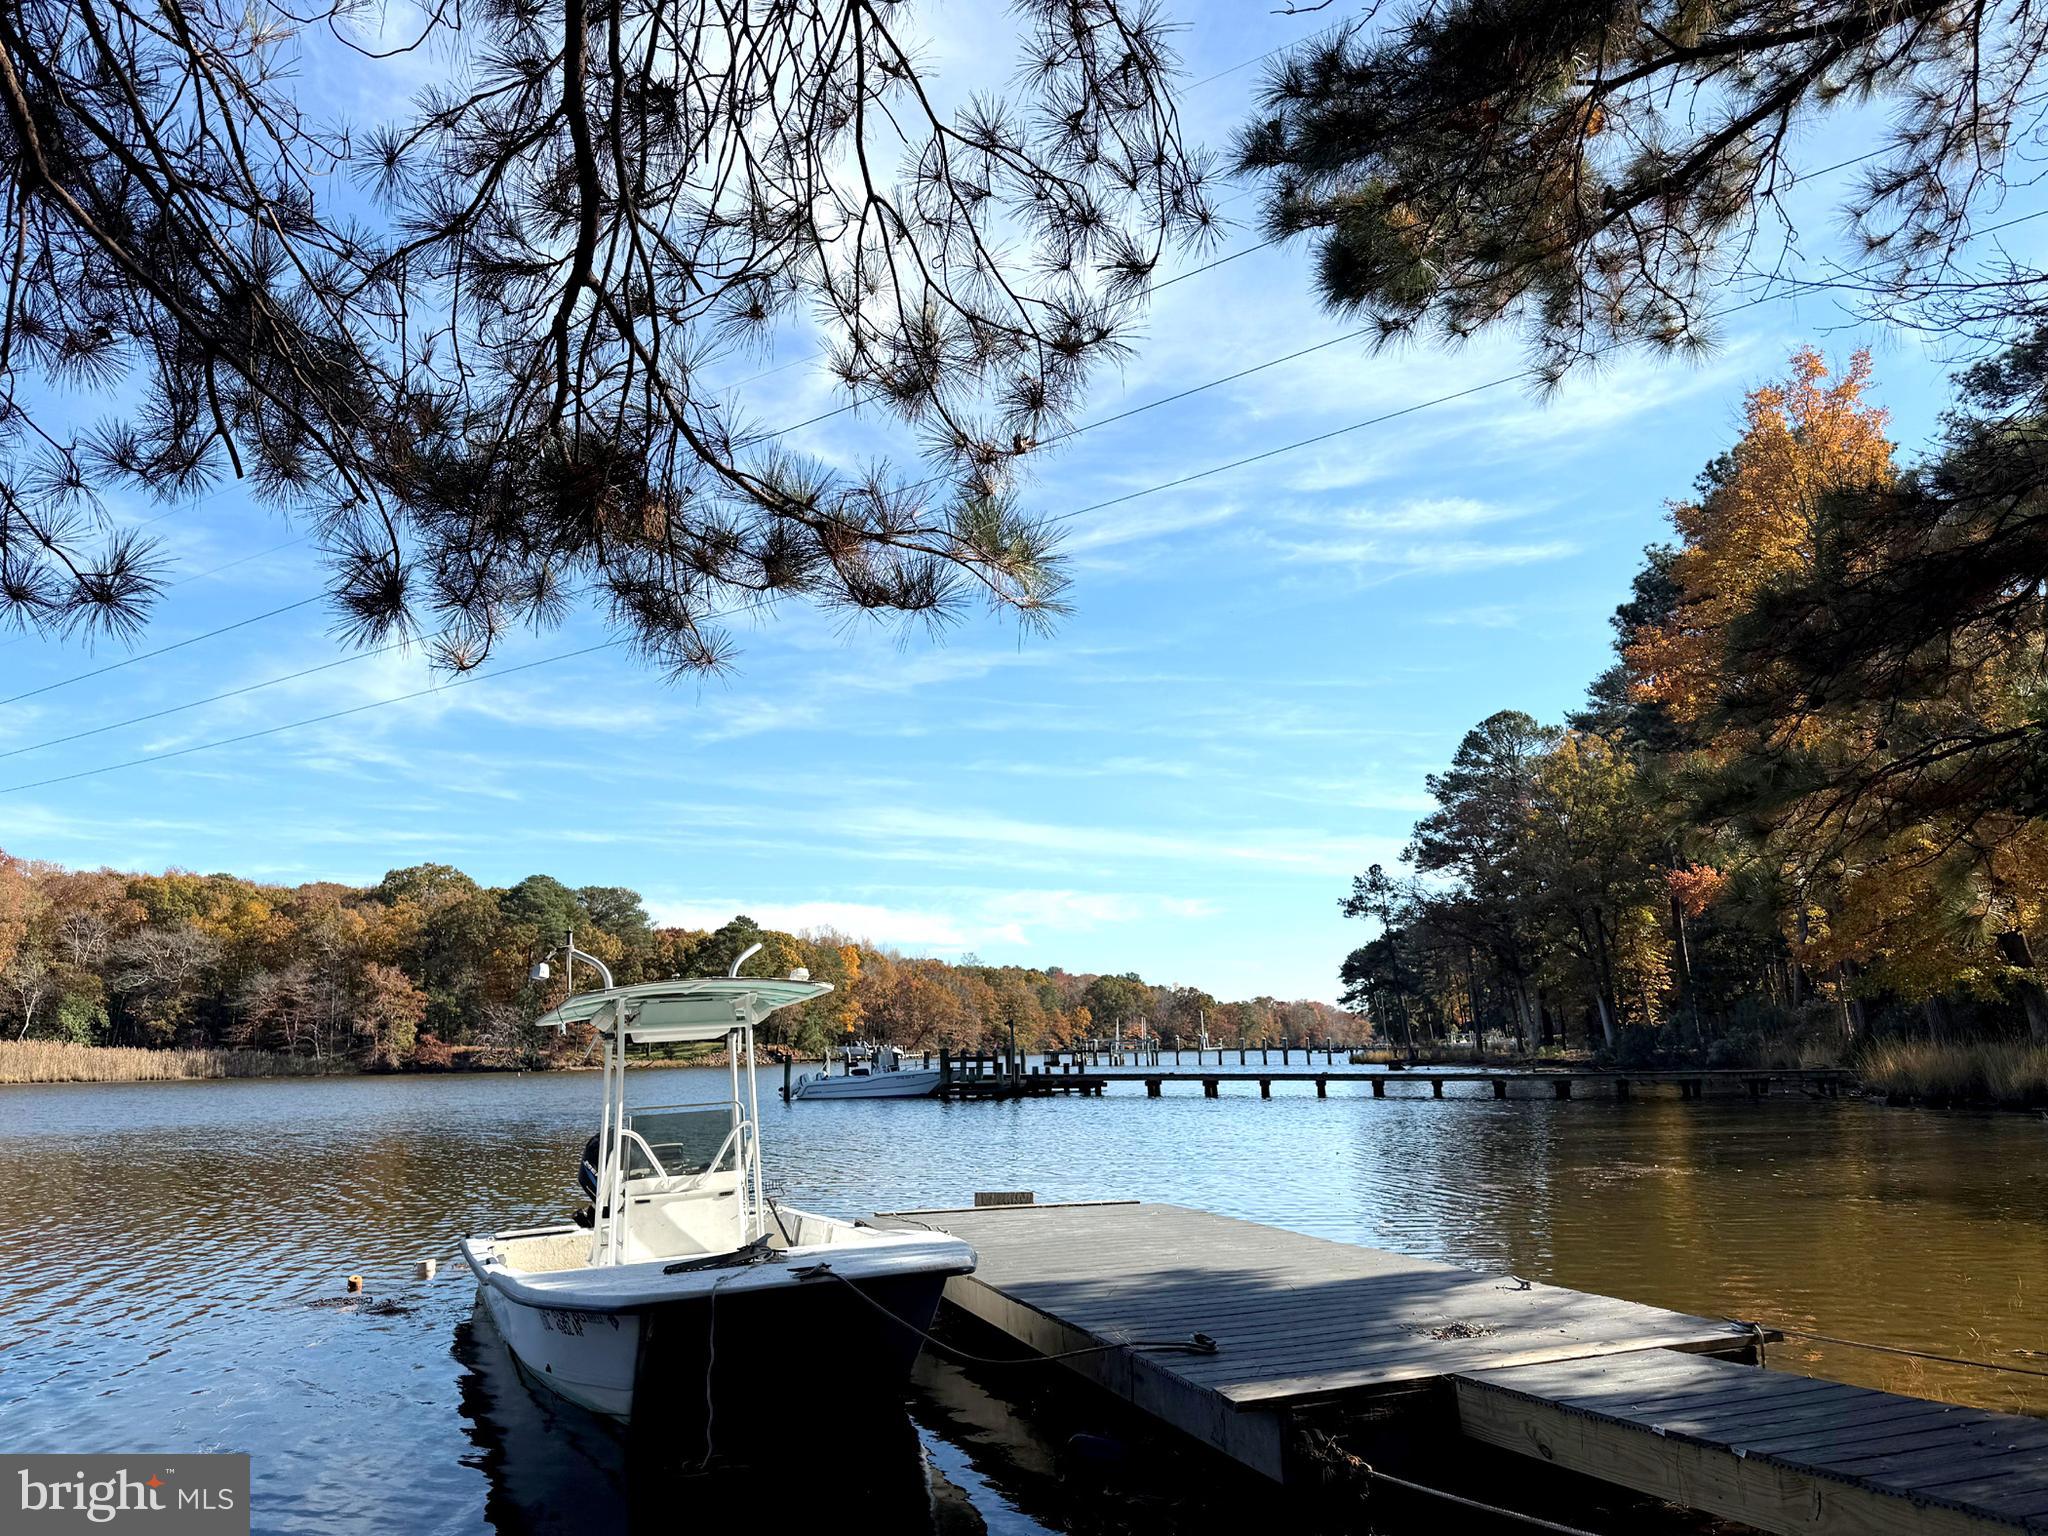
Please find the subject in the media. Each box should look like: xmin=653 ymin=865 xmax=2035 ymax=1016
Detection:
xmin=0 ymin=854 xmax=1350 ymax=1068
xmin=1345 ymin=336 xmax=2048 ymax=1067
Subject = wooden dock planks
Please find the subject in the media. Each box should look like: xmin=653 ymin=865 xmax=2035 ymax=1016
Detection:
xmin=1455 ymin=1351 xmax=2048 ymax=1533
xmin=872 ymin=1200 xmax=1755 ymax=1478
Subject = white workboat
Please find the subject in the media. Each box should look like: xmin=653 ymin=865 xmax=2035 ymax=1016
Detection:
xmin=790 ymin=1042 xmax=943 ymax=1100
xmin=461 ymin=952 xmax=974 ymax=1429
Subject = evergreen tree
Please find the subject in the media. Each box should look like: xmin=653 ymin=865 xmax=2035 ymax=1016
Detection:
xmin=1234 ymin=0 xmax=2048 ymax=375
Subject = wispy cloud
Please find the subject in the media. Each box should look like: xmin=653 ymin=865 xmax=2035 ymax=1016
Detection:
xmin=645 ymin=887 xmax=1223 ymax=953
xmin=1266 ymin=534 xmax=1580 ymax=578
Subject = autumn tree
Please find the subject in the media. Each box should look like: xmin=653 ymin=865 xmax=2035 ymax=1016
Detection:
xmin=1081 ymin=973 xmax=1149 ymax=1038
xmin=236 ymin=963 xmax=347 ymax=1059
xmin=0 ymin=853 xmax=1352 ymax=1063
xmin=356 ymin=963 xmax=427 ymax=1071
xmin=864 ymin=957 xmax=970 ymax=1049
xmin=1607 ymin=348 xmax=2048 ymax=1037
xmin=1714 ymin=333 xmax=2048 ymax=860
xmin=109 ymin=923 xmax=220 ymax=1044
xmin=1627 ymin=349 xmax=1894 ymax=732
xmin=373 ymin=865 xmax=503 ymax=1038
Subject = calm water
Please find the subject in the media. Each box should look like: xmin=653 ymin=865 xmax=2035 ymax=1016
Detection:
xmin=2 ymin=1069 xmax=2044 ymax=1533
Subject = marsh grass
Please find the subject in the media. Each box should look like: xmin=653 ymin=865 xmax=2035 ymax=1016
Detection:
xmin=0 ymin=1041 xmax=349 ymax=1084
xmin=1856 ymin=1039 xmax=2048 ymax=1108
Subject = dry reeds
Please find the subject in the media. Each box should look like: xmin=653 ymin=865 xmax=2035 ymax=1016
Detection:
xmin=1856 ymin=1039 xmax=2048 ymax=1108
xmin=0 ymin=1040 xmax=347 ymax=1084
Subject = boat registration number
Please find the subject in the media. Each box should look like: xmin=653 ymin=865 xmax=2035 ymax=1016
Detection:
xmin=540 ymin=1308 xmax=618 ymax=1335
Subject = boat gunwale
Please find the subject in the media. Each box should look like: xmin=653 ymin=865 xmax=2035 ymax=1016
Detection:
xmin=462 ymin=1223 xmax=977 ymax=1312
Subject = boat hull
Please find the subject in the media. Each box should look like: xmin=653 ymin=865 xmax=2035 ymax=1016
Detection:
xmin=477 ymin=1273 xmax=643 ymax=1418
xmin=790 ymin=1068 xmax=943 ymax=1100
xmin=463 ymin=1222 xmax=972 ymax=1428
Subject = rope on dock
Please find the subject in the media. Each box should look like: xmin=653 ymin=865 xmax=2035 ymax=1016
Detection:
xmin=1733 ymin=1318 xmax=2048 ymax=1381
xmin=1300 ymin=1433 xmax=1607 ymax=1535
xmin=821 ymin=1267 xmax=1606 ymax=1531
xmin=1354 ymin=1464 xmax=1610 ymax=1535
xmin=793 ymin=1263 xmax=1219 ymax=1366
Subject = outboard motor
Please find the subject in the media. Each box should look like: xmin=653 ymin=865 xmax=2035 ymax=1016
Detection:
xmin=572 ymin=1134 xmax=608 ymax=1228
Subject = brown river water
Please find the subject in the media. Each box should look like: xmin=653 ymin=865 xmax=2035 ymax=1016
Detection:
xmin=1 ymin=1067 xmax=2042 ymax=1533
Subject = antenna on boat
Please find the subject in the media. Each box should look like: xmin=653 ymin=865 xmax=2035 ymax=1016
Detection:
xmin=530 ymin=927 xmax=616 ymax=1007
xmin=729 ymin=941 xmax=764 ymax=978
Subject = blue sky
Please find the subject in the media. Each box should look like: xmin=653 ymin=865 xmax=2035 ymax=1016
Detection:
xmin=3 ymin=2 xmax=2042 ymax=1003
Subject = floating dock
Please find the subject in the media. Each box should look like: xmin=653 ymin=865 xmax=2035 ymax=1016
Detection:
xmin=874 ymin=1201 xmax=2048 ymax=1532
xmin=1458 ymin=1351 xmax=2048 ymax=1534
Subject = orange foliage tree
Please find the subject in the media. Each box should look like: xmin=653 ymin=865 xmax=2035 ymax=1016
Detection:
xmin=1627 ymin=349 xmax=1894 ymax=731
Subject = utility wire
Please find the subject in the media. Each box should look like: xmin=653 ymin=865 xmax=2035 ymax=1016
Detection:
xmin=1188 ymin=5 xmax=1367 ymax=90
xmin=0 ymin=638 xmax=624 ymax=795
xmin=169 ymin=533 xmax=312 ymax=588
xmin=1049 ymin=374 xmax=1521 ymax=526
xmin=0 ymin=630 xmax=444 ymax=763
xmin=1042 ymin=202 xmax=2048 ymax=531
xmin=1 ymin=218 xmax=1303 ymax=697
xmin=14 ymin=206 xmax=2044 ymax=786
xmin=11 ymin=160 xmax=2045 ymax=777
xmin=0 ymin=595 xmax=324 ymax=710
xmin=728 ymin=229 xmax=1288 ymax=419
xmin=0 ymin=376 xmax=1521 ymax=793
xmin=0 ymin=326 xmax=1376 ymax=761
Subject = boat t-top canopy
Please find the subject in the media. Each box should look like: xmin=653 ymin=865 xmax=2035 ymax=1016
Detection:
xmin=537 ymin=977 xmax=833 ymax=1043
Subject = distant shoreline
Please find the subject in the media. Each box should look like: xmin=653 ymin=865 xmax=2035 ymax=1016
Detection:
xmin=0 ymin=1039 xmax=770 ymax=1085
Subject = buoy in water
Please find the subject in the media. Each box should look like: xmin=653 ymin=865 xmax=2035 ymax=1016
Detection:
xmin=416 ymin=1258 xmax=438 ymax=1281
xmin=346 ymin=1275 xmax=364 ymax=1294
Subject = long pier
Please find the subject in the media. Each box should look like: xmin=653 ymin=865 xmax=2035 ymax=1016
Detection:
xmin=873 ymin=1201 xmax=2048 ymax=1531
xmin=932 ymin=1052 xmax=1853 ymax=1102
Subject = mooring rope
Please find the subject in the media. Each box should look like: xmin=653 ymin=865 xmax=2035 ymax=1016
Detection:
xmin=1299 ymin=1432 xmax=1608 ymax=1535
xmin=694 ymin=1271 xmax=742 ymax=1473
xmin=1351 ymin=1463 xmax=1610 ymax=1536
xmin=1734 ymin=1318 xmax=2048 ymax=1381
xmin=791 ymin=1263 xmax=1218 ymax=1365
xmin=814 ymin=1267 xmax=1618 ymax=1528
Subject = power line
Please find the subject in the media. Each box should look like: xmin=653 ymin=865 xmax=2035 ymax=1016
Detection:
xmin=1045 ymin=203 xmax=2048 ymax=530
xmin=0 ymin=323 xmax=1381 ymax=760
xmin=0 ymin=629 xmax=444 ymax=763
xmin=168 ymin=533 xmax=312 ymax=588
xmin=1051 ymin=327 xmax=1370 ymax=443
xmin=0 ymin=391 xmax=1529 ymax=794
xmin=12 ymin=167 xmax=2045 ymax=777
xmin=1189 ymin=5 xmax=1367 ymax=90
xmin=728 ymin=228 xmax=1289 ymax=422
xmin=0 ymin=595 xmax=324 ymax=710
xmin=0 ymin=210 xmax=2000 ymax=795
xmin=0 ymin=231 xmax=1344 ymax=735
xmin=0 ymin=638 xmax=624 ymax=796
xmin=1051 ymin=374 xmax=1520 ymax=526
xmin=1720 ymin=205 xmax=2048 ymax=315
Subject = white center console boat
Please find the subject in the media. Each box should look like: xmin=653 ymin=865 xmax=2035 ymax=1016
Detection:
xmin=461 ymin=959 xmax=975 ymax=1432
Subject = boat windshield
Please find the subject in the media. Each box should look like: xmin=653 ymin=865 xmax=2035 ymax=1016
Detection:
xmin=624 ymin=1102 xmax=740 ymax=1178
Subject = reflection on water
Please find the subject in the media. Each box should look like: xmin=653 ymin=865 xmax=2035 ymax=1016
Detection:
xmin=1 ymin=1068 xmax=2043 ymax=1534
